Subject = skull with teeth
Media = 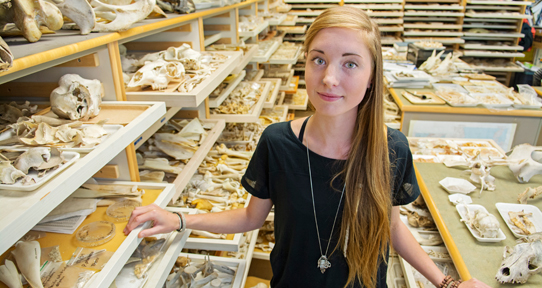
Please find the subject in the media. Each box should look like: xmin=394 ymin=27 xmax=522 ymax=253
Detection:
xmin=127 ymin=59 xmax=185 ymax=90
xmin=496 ymin=235 xmax=542 ymax=284
xmin=50 ymin=74 xmax=104 ymax=121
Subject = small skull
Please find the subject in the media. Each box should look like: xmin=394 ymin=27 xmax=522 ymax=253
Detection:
xmin=496 ymin=239 xmax=542 ymax=284
xmin=128 ymin=59 xmax=185 ymax=90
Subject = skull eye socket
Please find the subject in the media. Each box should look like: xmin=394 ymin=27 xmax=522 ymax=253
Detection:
xmin=501 ymin=267 xmax=510 ymax=276
xmin=529 ymin=264 xmax=538 ymax=271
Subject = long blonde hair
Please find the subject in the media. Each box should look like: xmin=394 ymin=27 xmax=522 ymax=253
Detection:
xmin=304 ymin=7 xmax=391 ymax=288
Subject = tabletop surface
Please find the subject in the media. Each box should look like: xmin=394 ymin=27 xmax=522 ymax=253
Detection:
xmin=415 ymin=162 xmax=542 ymax=287
xmin=389 ymin=87 xmax=542 ymax=117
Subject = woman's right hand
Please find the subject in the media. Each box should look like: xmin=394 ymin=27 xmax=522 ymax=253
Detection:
xmin=123 ymin=203 xmax=180 ymax=238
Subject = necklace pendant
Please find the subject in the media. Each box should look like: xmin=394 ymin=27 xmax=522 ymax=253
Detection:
xmin=317 ymin=255 xmax=331 ymax=274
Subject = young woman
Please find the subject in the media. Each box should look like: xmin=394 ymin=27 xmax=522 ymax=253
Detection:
xmin=124 ymin=7 xmax=490 ymax=288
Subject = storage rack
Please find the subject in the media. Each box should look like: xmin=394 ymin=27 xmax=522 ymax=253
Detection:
xmin=0 ymin=1 xmax=292 ymax=287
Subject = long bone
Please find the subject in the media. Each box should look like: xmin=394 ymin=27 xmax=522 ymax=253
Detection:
xmin=216 ymin=144 xmax=252 ymax=160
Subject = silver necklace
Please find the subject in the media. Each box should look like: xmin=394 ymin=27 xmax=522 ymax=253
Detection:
xmin=306 ymin=133 xmax=346 ymax=274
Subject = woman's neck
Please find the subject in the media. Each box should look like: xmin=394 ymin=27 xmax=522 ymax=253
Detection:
xmin=304 ymin=112 xmax=357 ymax=159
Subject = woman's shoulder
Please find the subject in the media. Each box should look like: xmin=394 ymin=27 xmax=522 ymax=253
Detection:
xmin=387 ymin=127 xmax=409 ymax=150
xmin=260 ymin=121 xmax=292 ymax=142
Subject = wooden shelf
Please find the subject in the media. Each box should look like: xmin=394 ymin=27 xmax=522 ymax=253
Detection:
xmin=0 ymin=102 xmax=166 ymax=256
xmin=375 ymin=18 xmax=404 ymax=24
xmin=239 ymin=20 xmax=270 ymax=38
xmin=141 ymin=208 xmax=195 ymax=288
xmin=233 ymin=44 xmax=259 ymax=74
xmin=349 ymin=4 xmax=403 ymax=9
xmin=134 ymin=106 xmax=182 ymax=150
xmin=465 ymin=12 xmax=530 ymax=19
xmin=0 ymin=0 xmax=263 ymax=84
xmin=380 ymin=26 xmax=404 ymax=32
xmin=251 ymin=40 xmax=281 ymax=63
xmin=463 ymin=23 xmax=517 ymax=29
xmin=209 ymin=70 xmax=246 ymax=108
xmin=209 ymin=81 xmax=272 ymax=123
xmin=462 ymin=44 xmax=524 ymax=51
xmin=462 ymin=51 xmax=525 ymax=57
xmin=170 ymin=119 xmax=225 ymax=197
xmin=404 ymin=12 xmax=464 ymax=17
xmin=463 ymin=32 xmax=524 ymax=38
xmin=261 ymin=78 xmax=282 ymax=108
xmin=404 ymin=31 xmax=463 ymax=37
xmin=345 ymin=0 xmax=402 ymax=2
xmin=404 ymin=24 xmax=462 ymax=29
xmin=466 ymin=0 xmax=531 ymax=5
xmin=285 ymin=0 xmax=340 ymax=3
xmin=268 ymin=13 xmax=287 ymax=25
xmin=204 ymin=32 xmax=222 ymax=47
xmin=402 ymin=37 xmax=465 ymax=44
xmin=126 ymin=51 xmax=243 ymax=107
xmin=86 ymin=181 xmax=177 ymax=288
xmin=267 ymin=45 xmax=302 ymax=65
xmin=404 ymin=5 xmax=463 ymax=10
xmin=289 ymin=10 xmax=324 ymax=16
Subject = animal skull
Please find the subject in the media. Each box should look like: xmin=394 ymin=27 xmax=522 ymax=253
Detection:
xmin=48 ymin=0 xmax=95 ymax=35
xmin=0 ymin=0 xmax=63 ymax=42
xmin=50 ymin=74 xmax=104 ymax=120
xmin=128 ymin=59 xmax=185 ymax=90
xmin=164 ymin=44 xmax=202 ymax=70
xmin=461 ymin=206 xmax=500 ymax=238
xmin=89 ymin=0 xmax=155 ymax=32
xmin=507 ymin=144 xmax=542 ymax=183
xmin=496 ymin=237 xmax=542 ymax=284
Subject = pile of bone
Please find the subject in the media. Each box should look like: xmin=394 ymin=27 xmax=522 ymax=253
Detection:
xmin=0 ymin=147 xmax=65 ymax=185
xmin=238 ymin=15 xmax=266 ymax=32
xmin=260 ymin=106 xmax=286 ymax=126
xmin=211 ymin=82 xmax=264 ymax=115
xmin=384 ymin=92 xmax=401 ymax=123
xmin=137 ymin=118 xmax=213 ymax=182
xmin=0 ymin=0 xmax=160 ymax=43
xmin=269 ymin=42 xmax=299 ymax=61
xmin=123 ymin=44 xmax=229 ymax=92
xmin=166 ymin=255 xmax=238 ymax=288
xmin=206 ymin=42 xmax=251 ymax=55
xmin=221 ymin=122 xmax=265 ymax=151
xmin=227 ymin=232 xmax=252 ymax=259
xmin=254 ymin=40 xmax=278 ymax=57
xmin=3 ymin=116 xmax=110 ymax=149
xmin=419 ymin=50 xmax=461 ymax=75
xmin=172 ymin=143 xmax=251 ymax=214
xmin=0 ymin=101 xmax=37 ymax=131
xmin=256 ymin=221 xmax=275 ymax=252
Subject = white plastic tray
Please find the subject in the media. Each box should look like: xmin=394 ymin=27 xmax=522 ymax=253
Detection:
xmin=0 ymin=151 xmax=79 ymax=191
xmin=495 ymin=203 xmax=542 ymax=238
xmin=456 ymin=204 xmax=506 ymax=242
xmin=439 ymin=177 xmax=476 ymax=194
xmin=0 ymin=124 xmax=122 ymax=152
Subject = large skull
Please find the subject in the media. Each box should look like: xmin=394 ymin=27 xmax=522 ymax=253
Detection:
xmin=50 ymin=74 xmax=104 ymax=120
xmin=127 ymin=59 xmax=185 ymax=90
xmin=507 ymin=144 xmax=542 ymax=183
xmin=89 ymin=0 xmax=155 ymax=32
xmin=496 ymin=239 xmax=542 ymax=284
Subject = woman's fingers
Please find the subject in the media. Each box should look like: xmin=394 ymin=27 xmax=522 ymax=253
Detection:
xmin=123 ymin=204 xmax=167 ymax=235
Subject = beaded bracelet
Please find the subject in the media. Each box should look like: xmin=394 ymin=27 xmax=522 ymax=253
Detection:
xmin=174 ymin=212 xmax=186 ymax=232
xmin=448 ymin=280 xmax=462 ymax=288
xmin=439 ymin=275 xmax=452 ymax=288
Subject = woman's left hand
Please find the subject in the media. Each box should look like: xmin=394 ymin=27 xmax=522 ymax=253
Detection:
xmin=458 ymin=278 xmax=491 ymax=288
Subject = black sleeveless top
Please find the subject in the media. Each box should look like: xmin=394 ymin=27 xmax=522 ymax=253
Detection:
xmin=241 ymin=120 xmax=420 ymax=288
